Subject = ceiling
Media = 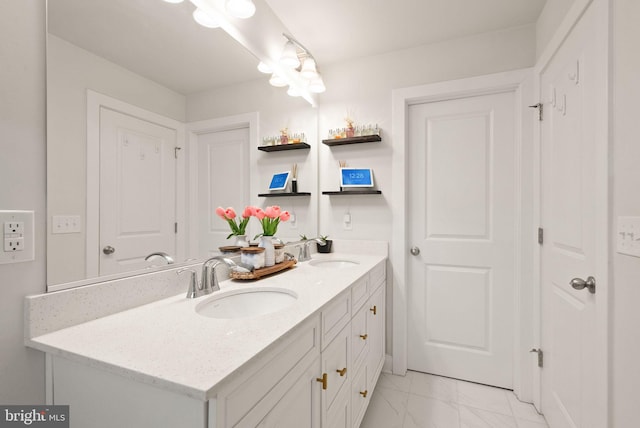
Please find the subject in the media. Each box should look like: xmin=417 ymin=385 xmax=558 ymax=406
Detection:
xmin=265 ymin=0 xmax=547 ymax=65
xmin=48 ymin=0 xmax=547 ymax=95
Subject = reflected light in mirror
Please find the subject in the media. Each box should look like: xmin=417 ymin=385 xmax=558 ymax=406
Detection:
xmin=279 ymin=40 xmax=300 ymax=68
xmin=257 ymin=61 xmax=272 ymax=74
xmin=225 ymin=0 xmax=256 ymax=19
xmin=193 ymin=7 xmax=221 ymax=28
xmin=269 ymin=73 xmax=287 ymax=87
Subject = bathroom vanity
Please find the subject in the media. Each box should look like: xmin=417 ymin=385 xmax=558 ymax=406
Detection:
xmin=25 ymin=249 xmax=387 ymax=428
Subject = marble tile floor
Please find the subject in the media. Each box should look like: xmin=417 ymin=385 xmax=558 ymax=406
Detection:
xmin=361 ymin=371 xmax=549 ymax=428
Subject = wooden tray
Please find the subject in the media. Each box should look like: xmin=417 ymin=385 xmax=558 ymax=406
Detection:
xmin=229 ymin=259 xmax=297 ymax=280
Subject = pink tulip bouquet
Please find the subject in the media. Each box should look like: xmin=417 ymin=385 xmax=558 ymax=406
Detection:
xmin=215 ymin=206 xmax=252 ymax=239
xmin=249 ymin=205 xmax=291 ymax=238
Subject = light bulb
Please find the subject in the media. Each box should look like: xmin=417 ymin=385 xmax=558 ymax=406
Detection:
xmin=309 ymin=77 xmax=326 ymax=93
xmin=193 ymin=8 xmax=221 ymax=28
xmin=279 ymin=41 xmax=300 ymax=69
xmin=225 ymin=0 xmax=256 ymax=19
xmin=300 ymin=58 xmax=318 ymax=79
xmin=257 ymin=62 xmax=272 ymax=74
xmin=269 ymin=74 xmax=287 ymax=87
xmin=287 ymin=85 xmax=301 ymax=97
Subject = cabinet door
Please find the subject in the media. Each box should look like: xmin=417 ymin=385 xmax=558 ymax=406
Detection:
xmin=351 ymin=363 xmax=369 ymax=428
xmin=351 ymin=302 xmax=369 ymax=372
xmin=259 ymin=358 xmax=321 ymax=428
xmin=367 ymin=285 xmax=385 ymax=388
xmin=322 ymin=323 xmax=351 ymax=424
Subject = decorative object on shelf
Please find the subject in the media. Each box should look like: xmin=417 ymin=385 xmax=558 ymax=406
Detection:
xmin=249 ymin=205 xmax=291 ymax=267
xmin=259 ymin=236 xmax=276 ymax=267
xmin=280 ymin=128 xmax=289 ymax=145
xmin=338 ymin=161 xmax=347 ymax=191
xmin=234 ymin=235 xmax=249 ymax=248
xmin=291 ymin=163 xmax=298 ymax=193
xmin=215 ymin=206 xmax=251 ymax=243
xmin=317 ymin=236 xmax=332 ymax=253
xmin=344 ymin=116 xmax=355 ymax=138
xmin=240 ymin=246 xmax=265 ymax=270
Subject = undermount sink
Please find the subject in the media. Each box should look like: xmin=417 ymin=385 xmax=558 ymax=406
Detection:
xmin=308 ymin=259 xmax=360 ymax=268
xmin=195 ymin=288 xmax=297 ymax=319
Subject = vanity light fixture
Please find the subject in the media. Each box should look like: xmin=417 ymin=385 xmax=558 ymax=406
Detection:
xmin=269 ymin=73 xmax=288 ymax=87
xmin=193 ymin=7 xmax=221 ymax=28
xmin=300 ymin=57 xmax=318 ymax=80
xmin=279 ymin=41 xmax=301 ymax=68
xmin=257 ymin=62 xmax=272 ymax=74
xmin=287 ymin=85 xmax=302 ymax=97
xmin=308 ymin=76 xmax=326 ymax=93
xmin=163 ymin=0 xmax=185 ymax=3
xmin=225 ymin=0 xmax=256 ymax=19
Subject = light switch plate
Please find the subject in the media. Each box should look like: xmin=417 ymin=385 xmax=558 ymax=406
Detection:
xmin=0 ymin=210 xmax=35 ymax=264
xmin=617 ymin=216 xmax=640 ymax=257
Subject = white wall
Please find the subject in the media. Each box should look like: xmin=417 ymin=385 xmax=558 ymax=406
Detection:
xmin=47 ymin=36 xmax=187 ymax=285
xmin=0 ymin=0 xmax=46 ymax=404
xmin=611 ymin=0 xmax=640 ymax=425
xmin=535 ymin=0 xmax=577 ymax=58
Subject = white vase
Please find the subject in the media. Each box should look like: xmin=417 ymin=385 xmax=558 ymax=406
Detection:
xmin=234 ymin=234 xmax=249 ymax=248
xmin=259 ymin=236 xmax=275 ymax=267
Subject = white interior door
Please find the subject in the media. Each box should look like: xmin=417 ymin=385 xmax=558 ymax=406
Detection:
xmin=197 ymin=127 xmax=250 ymax=256
xmin=99 ymin=107 xmax=177 ymax=275
xmin=539 ymin=2 xmax=607 ymax=426
xmin=408 ymin=91 xmax=517 ymax=389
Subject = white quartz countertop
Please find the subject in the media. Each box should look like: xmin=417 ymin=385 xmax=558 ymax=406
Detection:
xmin=26 ymin=253 xmax=386 ymax=401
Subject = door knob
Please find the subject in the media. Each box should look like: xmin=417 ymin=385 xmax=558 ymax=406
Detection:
xmin=410 ymin=247 xmax=420 ymax=256
xmin=103 ymin=245 xmax=115 ymax=255
xmin=570 ymin=276 xmax=596 ymax=294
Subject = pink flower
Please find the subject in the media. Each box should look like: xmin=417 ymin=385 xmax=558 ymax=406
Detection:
xmin=253 ymin=208 xmax=265 ymax=220
xmin=279 ymin=211 xmax=290 ymax=222
xmin=264 ymin=206 xmax=281 ymax=219
xmin=242 ymin=206 xmax=252 ymax=218
xmin=224 ymin=207 xmax=236 ymax=220
xmin=215 ymin=207 xmax=226 ymax=219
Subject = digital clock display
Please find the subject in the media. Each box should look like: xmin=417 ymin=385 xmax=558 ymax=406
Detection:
xmin=268 ymin=171 xmax=291 ymax=191
xmin=340 ymin=168 xmax=374 ymax=187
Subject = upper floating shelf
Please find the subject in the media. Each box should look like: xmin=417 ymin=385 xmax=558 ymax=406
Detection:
xmin=321 ymin=135 xmax=381 ymax=147
xmin=258 ymin=143 xmax=310 ymax=152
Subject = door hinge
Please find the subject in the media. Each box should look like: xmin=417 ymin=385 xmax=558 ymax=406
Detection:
xmin=530 ymin=348 xmax=543 ymax=368
xmin=174 ymin=222 xmax=178 ymax=234
xmin=529 ymin=103 xmax=543 ymax=121
xmin=174 ymin=147 xmax=182 ymax=159
xmin=538 ymin=227 xmax=544 ymax=245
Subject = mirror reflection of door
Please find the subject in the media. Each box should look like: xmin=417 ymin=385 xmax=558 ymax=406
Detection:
xmin=196 ymin=127 xmax=250 ymax=257
xmin=99 ymin=107 xmax=178 ymax=276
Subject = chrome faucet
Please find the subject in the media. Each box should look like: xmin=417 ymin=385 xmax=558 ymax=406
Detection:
xmin=145 ymin=252 xmax=175 ymax=264
xmin=177 ymin=257 xmax=234 ymax=298
xmin=285 ymin=237 xmax=326 ymax=262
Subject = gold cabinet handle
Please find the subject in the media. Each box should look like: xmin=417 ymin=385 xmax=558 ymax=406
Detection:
xmin=359 ymin=334 xmax=368 ymax=340
xmin=360 ymin=390 xmax=368 ymax=398
xmin=336 ymin=367 xmax=347 ymax=377
xmin=316 ymin=373 xmax=327 ymax=390
xmin=370 ymin=305 xmax=377 ymax=315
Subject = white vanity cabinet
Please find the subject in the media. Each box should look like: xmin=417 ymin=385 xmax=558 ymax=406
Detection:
xmin=44 ymin=259 xmax=386 ymax=428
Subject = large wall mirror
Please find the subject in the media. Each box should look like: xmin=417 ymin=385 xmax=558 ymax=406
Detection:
xmin=47 ymin=0 xmax=319 ymax=289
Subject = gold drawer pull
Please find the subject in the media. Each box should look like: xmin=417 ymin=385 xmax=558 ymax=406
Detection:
xmin=360 ymin=334 xmax=368 ymax=340
xmin=370 ymin=305 xmax=377 ymax=315
xmin=316 ymin=373 xmax=327 ymax=390
xmin=336 ymin=367 xmax=347 ymax=377
xmin=360 ymin=390 xmax=368 ymax=398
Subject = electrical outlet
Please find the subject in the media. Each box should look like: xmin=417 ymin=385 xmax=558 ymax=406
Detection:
xmin=4 ymin=221 xmax=24 ymax=235
xmin=0 ymin=210 xmax=35 ymax=264
xmin=4 ymin=237 xmax=24 ymax=251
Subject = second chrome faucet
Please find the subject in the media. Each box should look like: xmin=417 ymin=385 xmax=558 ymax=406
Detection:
xmin=178 ymin=257 xmax=235 ymax=298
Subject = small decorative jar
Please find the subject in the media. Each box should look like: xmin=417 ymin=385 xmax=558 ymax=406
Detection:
xmin=274 ymin=243 xmax=285 ymax=264
xmin=241 ymin=247 xmax=265 ymax=270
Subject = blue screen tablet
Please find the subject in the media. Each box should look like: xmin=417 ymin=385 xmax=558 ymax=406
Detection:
xmin=340 ymin=168 xmax=374 ymax=187
xmin=268 ymin=171 xmax=291 ymax=191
